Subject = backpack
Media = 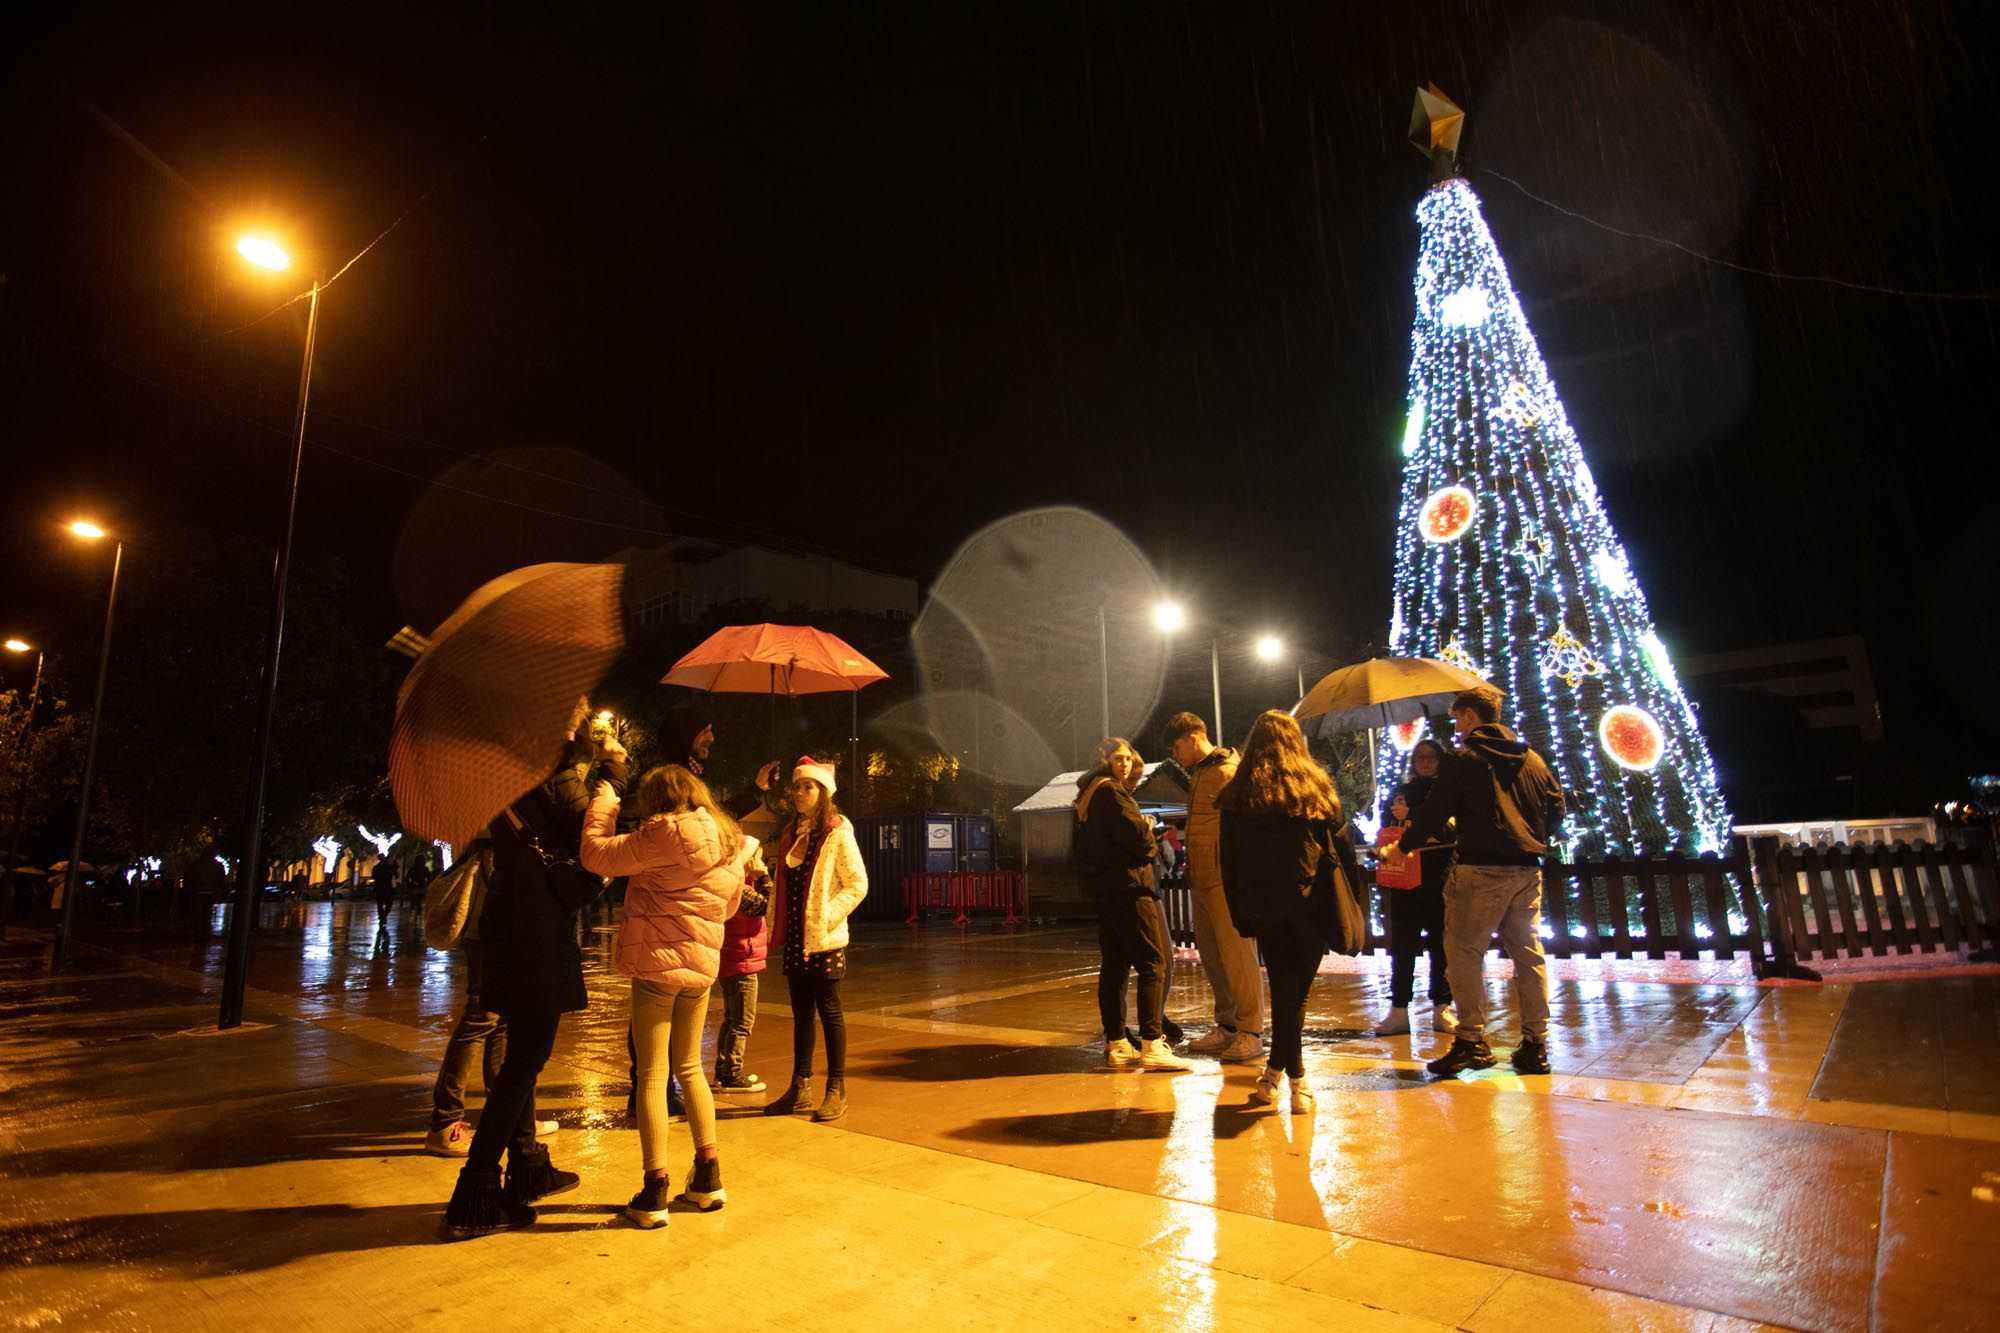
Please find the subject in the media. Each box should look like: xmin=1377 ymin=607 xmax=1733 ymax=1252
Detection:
xmin=423 ymin=842 xmax=492 ymax=949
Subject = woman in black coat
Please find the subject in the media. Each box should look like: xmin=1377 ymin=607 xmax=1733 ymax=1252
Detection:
xmin=443 ymin=729 xmax=624 ymax=1240
xmin=1072 ymin=738 xmax=1190 ymax=1073
xmin=1217 ymin=709 xmax=1350 ymax=1116
xmin=1376 ymin=738 xmax=1455 ymax=1036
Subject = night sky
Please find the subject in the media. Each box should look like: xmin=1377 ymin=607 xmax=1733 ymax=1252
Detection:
xmin=4 ymin=2 xmax=1995 ymax=786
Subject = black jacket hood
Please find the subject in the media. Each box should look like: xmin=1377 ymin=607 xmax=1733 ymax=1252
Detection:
xmin=1464 ymin=724 xmax=1530 ymax=775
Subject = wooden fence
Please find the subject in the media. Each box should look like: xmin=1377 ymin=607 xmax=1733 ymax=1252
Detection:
xmin=1155 ymin=831 xmax=2000 ymax=980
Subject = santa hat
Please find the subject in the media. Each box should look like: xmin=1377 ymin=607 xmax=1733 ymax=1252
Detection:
xmin=792 ymin=755 xmax=837 ymax=795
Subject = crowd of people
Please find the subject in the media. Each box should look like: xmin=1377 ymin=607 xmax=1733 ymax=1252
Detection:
xmin=424 ymin=684 xmax=1564 ymax=1241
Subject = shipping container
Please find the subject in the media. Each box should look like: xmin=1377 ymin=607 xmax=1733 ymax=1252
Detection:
xmin=852 ymin=812 xmax=997 ymax=921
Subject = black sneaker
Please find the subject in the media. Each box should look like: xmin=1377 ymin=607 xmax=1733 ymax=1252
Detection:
xmin=1426 ymin=1037 xmax=1497 ymax=1078
xmin=626 ymin=1176 xmax=672 ymax=1230
xmin=715 ymin=1072 xmax=766 ymax=1094
xmin=1511 ymin=1038 xmax=1551 ymax=1075
xmin=676 ymin=1156 xmax=725 ymax=1212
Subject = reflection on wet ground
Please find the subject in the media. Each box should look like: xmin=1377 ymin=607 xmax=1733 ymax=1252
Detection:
xmin=5 ymin=901 xmax=1999 ymax=1331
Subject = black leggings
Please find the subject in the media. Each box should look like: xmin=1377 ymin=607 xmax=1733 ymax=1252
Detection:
xmin=1388 ymin=882 xmax=1452 ymax=1008
xmin=787 ymin=972 xmax=846 ymax=1081
xmin=1095 ymin=894 xmax=1169 ymax=1042
xmin=1259 ymin=926 xmax=1323 ymax=1079
xmin=465 ymin=1008 xmax=561 ymax=1172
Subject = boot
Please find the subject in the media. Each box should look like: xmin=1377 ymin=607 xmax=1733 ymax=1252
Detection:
xmin=1426 ymin=1036 xmax=1497 ymax=1078
xmin=677 ymin=1154 xmax=726 ymax=1211
xmin=812 ymin=1081 xmax=848 ymax=1123
xmin=764 ymin=1075 xmax=816 ymax=1117
xmin=503 ymin=1142 xmax=580 ymax=1204
xmin=443 ymin=1165 xmax=536 ymax=1241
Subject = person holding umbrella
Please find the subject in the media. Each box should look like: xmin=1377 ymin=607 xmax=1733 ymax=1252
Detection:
xmin=441 ymin=716 xmax=617 ymax=1241
xmin=763 ymin=756 xmax=868 ymax=1123
xmin=1373 ymin=738 xmax=1457 ymax=1037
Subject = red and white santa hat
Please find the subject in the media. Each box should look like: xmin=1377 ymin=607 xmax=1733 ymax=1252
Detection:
xmin=792 ymin=755 xmax=837 ymax=795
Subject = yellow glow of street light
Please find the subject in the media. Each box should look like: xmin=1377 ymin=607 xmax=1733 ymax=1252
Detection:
xmin=1153 ymin=601 xmax=1186 ymax=632
xmin=236 ymin=236 xmax=291 ymax=271
xmin=4 ymin=639 xmax=31 ymax=654
xmin=1255 ymin=635 xmax=1284 ymax=661
xmin=68 ymin=520 xmax=107 ymax=541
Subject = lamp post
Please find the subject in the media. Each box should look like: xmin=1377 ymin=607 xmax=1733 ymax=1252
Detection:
xmin=1151 ymin=600 xmax=1228 ymax=746
xmin=1255 ymin=634 xmax=1305 ymax=703
xmin=53 ymin=523 xmax=121 ymax=968
xmin=220 ymin=236 xmax=321 ymax=1030
xmin=1 ymin=638 xmax=45 ymax=942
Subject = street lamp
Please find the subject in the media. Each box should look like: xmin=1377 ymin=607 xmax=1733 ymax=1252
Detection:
xmin=1154 ymin=600 xmax=1225 ymax=746
xmin=1 ymin=637 xmax=45 ymax=942
xmin=53 ymin=522 xmax=122 ymax=967
xmin=1255 ymin=634 xmax=1306 ymax=700
xmin=220 ymin=233 xmax=323 ymax=1030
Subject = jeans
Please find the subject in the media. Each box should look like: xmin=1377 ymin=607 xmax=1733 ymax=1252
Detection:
xmin=1442 ymin=864 xmax=1550 ymax=1043
xmin=787 ymin=971 xmax=846 ymax=1081
xmin=1387 ymin=883 xmax=1453 ymax=1008
xmin=430 ymin=941 xmax=511 ymax=1131
xmin=464 ymin=1008 xmax=562 ymax=1172
xmin=1259 ymin=920 xmax=1322 ymax=1079
xmin=632 ymin=979 xmax=715 ymax=1171
xmin=714 ymin=973 xmax=759 ymax=1083
xmin=1190 ymin=874 xmax=1265 ymax=1035
xmin=1095 ymin=893 xmax=1169 ymax=1042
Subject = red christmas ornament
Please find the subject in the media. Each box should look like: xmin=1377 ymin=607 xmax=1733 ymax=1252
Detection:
xmin=1390 ymin=718 xmax=1426 ymax=751
xmin=1599 ymin=705 xmax=1664 ymax=772
xmin=1418 ymin=485 xmax=1476 ymax=543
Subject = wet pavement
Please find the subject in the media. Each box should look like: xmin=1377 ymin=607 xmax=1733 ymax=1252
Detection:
xmin=3 ymin=900 xmax=1998 ymax=1331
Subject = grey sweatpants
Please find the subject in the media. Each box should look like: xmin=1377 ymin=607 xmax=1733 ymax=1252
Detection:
xmin=1442 ymin=863 xmax=1550 ymax=1043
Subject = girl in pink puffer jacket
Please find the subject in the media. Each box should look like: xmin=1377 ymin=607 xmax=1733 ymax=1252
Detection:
xmin=580 ymin=764 xmax=755 ymax=1230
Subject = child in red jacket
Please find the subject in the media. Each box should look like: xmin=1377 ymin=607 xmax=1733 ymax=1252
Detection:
xmin=713 ymin=846 xmax=771 ymax=1093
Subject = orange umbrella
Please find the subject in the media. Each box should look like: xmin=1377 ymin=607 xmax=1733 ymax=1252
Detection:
xmin=662 ymin=624 xmax=887 ymax=695
xmin=389 ymin=561 xmax=625 ymax=849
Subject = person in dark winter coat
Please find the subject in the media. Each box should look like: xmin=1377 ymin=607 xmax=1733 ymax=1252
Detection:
xmin=441 ymin=725 xmax=621 ymax=1241
xmin=1386 ymin=686 xmax=1566 ymax=1079
xmin=1373 ymin=738 xmax=1456 ymax=1037
xmin=1074 ymin=738 xmax=1191 ymax=1074
xmin=1216 ymin=709 xmax=1348 ymax=1116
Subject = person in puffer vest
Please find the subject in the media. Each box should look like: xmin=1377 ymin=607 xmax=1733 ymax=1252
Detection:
xmin=711 ymin=845 xmax=772 ymax=1093
xmin=580 ymin=763 xmax=756 ymax=1230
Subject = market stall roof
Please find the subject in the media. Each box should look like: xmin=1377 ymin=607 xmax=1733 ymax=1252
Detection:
xmin=1013 ymin=762 xmax=1190 ymax=815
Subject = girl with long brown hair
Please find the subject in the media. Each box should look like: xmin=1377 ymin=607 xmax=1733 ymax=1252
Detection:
xmin=1215 ymin=709 xmax=1351 ymax=1114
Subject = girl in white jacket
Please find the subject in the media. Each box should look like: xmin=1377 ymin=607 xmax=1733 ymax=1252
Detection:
xmin=581 ymin=764 xmax=754 ymax=1229
xmin=762 ymin=757 xmax=868 ymax=1123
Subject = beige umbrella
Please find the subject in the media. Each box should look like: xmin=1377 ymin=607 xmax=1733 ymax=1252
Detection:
xmin=389 ymin=561 xmax=625 ymax=850
xmin=1294 ymin=656 xmax=1496 ymax=801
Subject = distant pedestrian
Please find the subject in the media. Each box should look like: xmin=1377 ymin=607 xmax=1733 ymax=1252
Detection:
xmin=1074 ymin=738 xmax=1191 ymax=1074
xmin=580 ymin=763 xmax=755 ymax=1229
xmin=1372 ymin=738 xmax=1456 ymax=1037
xmin=712 ymin=845 xmax=772 ymax=1094
xmin=440 ymin=718 xmax=613 ymax=1240
xmin=764 ymin=757 xmax=869 ymax=1123
xmin=372 ymin=856 xmax=400 ymax=933
xmin=1216 ymin=709 xmax=1352 ymax=1114
xmin=1166 ymin=711 xmax=1266 ymax=1065
xmin=1385 ymin=687 xmax=1565 ymax=1078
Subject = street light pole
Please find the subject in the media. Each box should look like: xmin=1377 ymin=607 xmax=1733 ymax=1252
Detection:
xmin=54 ymin=539 xmax=121 ymax=968
xmin=1 ymin=643 xmax=45 ymax=942
xmin=1209 ymin=637 xmax=1223 ymax=747
xmin=221 ymin=276 xmax=321 ymax=1030
xmin=1095 ymin=605 xmax=1110 ymax=742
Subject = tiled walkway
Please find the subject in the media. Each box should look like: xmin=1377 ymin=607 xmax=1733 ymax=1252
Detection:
xmin=3 ymin=902 xmax=1997 ymax=1331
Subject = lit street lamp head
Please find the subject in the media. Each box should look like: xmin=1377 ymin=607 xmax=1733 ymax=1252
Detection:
xmin=3 ymin=639 xmax=31 ymax=654
xmin=1256 ymin=635 xmax=1284 ymax=661
xmin=1153 ymin=601 xmax=1186 ymax=633
xmin=236 ymin=236 xmax=291 ymax=271
xmin=67 ymin=520 xmax=106 ymax=541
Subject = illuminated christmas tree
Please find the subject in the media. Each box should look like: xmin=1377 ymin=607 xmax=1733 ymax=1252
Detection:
xmin=1382 ymin=91 xmax=1731 ymax=857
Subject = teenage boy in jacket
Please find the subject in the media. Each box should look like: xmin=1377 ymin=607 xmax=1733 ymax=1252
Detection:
xmin=1165 ymin=712 xmax=1265 ymax=1063
xmin=1384 ymin=686 xmax=1565 ymax=1078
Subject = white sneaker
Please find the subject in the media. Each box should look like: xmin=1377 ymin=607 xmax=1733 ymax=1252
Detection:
xmin=1218 ymin=1031 xmax=1265 ymax=1064
xmin=1375 ymin=1006 xmax=1411 ymax=1036
xmin=1186 ymin=1027 xmax=1233 ymax=1054
xmin=1251 ymin=1068 xmax=1282 ymax=1105
xmin=535 ymin=1119 xmax=559 ymax=1138
xmin=1434 ymin=1004 xmax=1459 ymax=1034
xmin=1103 ymin=1037 xmax=1143 ymax=1069
xmin=1289 ymin=1079 xmax=1315 ymax=1116
xmin=1138 ymin=1037 xmax=1193 ymax=1072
